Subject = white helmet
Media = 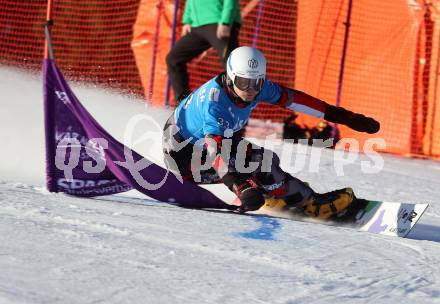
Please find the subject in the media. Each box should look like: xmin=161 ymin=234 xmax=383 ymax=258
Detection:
xmin=226 ymin=46 xmax=266 ymax=91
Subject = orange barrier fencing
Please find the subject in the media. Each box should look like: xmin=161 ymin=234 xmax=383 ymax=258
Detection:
xmin=0 ymin=0 xmax=143 ymax=94
xmin=131 ymin=0 xmax=179 ymax=106
xmin=295 ymin=0 xmax=424 ymax=155
xmin=423 ymin=1 xmax=440 ymax=157
xmin=0 ymin=0 xmax=439 ymax=158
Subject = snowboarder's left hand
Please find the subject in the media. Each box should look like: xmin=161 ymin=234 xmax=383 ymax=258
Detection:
xmin=324 ymin=105 xmax=380 ymax=134
xmin=346 ymin=113 xmax=380 ymax=134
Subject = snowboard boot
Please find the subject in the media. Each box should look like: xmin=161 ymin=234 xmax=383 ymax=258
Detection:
xmin=301 ymin=187 xmax=356 ymax=219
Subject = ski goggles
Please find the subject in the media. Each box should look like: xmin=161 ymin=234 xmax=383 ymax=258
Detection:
xmin=233 ymin=76 xmax=264 ymax=92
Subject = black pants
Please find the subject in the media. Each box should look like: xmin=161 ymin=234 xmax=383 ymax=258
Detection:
xmin=166 ymin=23 xmax=240 ymax=102
xmin=162 ymin=114 xmax=313 ymax=205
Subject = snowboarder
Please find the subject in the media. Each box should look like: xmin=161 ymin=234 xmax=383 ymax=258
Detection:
xmin=162 ymin=46 xmax=380 ymax=219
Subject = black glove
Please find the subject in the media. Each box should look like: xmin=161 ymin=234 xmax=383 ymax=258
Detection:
xmin=222 ymin=174 xmax=265 ymax=213
xmin=324 ymin=105 xmax=380 ymax=134
xmin=237 ymin=182 xmax=265 ymax=213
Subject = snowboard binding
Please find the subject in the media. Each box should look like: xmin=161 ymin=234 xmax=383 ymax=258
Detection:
xmin=262 ymin=188 xmax=366 ymax=221
xmin=302 ymin=187 xmax=355 ymax=219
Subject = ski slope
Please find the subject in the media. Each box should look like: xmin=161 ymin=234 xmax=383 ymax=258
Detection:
xmin=1 ymin=66 xmax=440 ymax=304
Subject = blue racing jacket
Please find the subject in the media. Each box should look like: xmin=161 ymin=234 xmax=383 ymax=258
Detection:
xmin=174 ymin=75 xmax=326 ymax=145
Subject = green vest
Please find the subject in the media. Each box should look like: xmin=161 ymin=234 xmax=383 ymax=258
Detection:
xmin=182 ymin=0 xmax=242 ymax=27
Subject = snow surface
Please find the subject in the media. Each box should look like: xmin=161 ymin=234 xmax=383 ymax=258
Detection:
xmin=1 ymin=66 xmax=440 ymax=304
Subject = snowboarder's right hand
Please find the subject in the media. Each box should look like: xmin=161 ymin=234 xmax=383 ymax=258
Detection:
xmin=222 ymin=174 xmax=265 ymax=213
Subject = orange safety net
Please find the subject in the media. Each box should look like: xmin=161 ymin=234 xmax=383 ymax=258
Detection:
xmin=0 ymin=0 xmax=143 ymax=95
xmin=293 ymin=0 xmax=439 ymax=157
xmin=133 ymin=0 xmax=440 ymax=158
xmin=296 ymin=0 xmax=424 ymax=155
xmin=131 ymin=0 xmax=180 ymax=106
xmin=422 ymin=1 xmax=440 ymax=157
xmin=1 ymin=0 xmax=440 ymax=158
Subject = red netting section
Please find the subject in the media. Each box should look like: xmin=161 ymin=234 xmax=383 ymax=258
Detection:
xmin=292 ymin=0 xmax=439 ymax=157
xmin=0 ymin=0 xmax=143 ymax=95
xmin=1 ymin=0 xmax=440 ymax=158
xmin=185 ymin=0 xmax=440 ymax=157
xmin=0 ymin=1 xmax=46 ymax=69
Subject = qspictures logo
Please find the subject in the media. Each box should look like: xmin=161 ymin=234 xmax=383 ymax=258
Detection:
xmin=54 ymin=113 xmax=387 ymax=190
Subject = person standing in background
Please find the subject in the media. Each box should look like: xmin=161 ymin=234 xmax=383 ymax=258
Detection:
xmin=166 ymin=0 xmax=242 ymax=103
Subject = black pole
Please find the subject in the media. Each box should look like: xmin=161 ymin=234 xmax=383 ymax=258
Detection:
xmin=148 ymin=0 xmax=163 ymax=102
xmin=165 ymin=0 xmax=180 ymax=106
xmin=332 ymin=0 xmax=354 ymax=140
xmin=44 ymin=0 xmax=55 ymax=60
